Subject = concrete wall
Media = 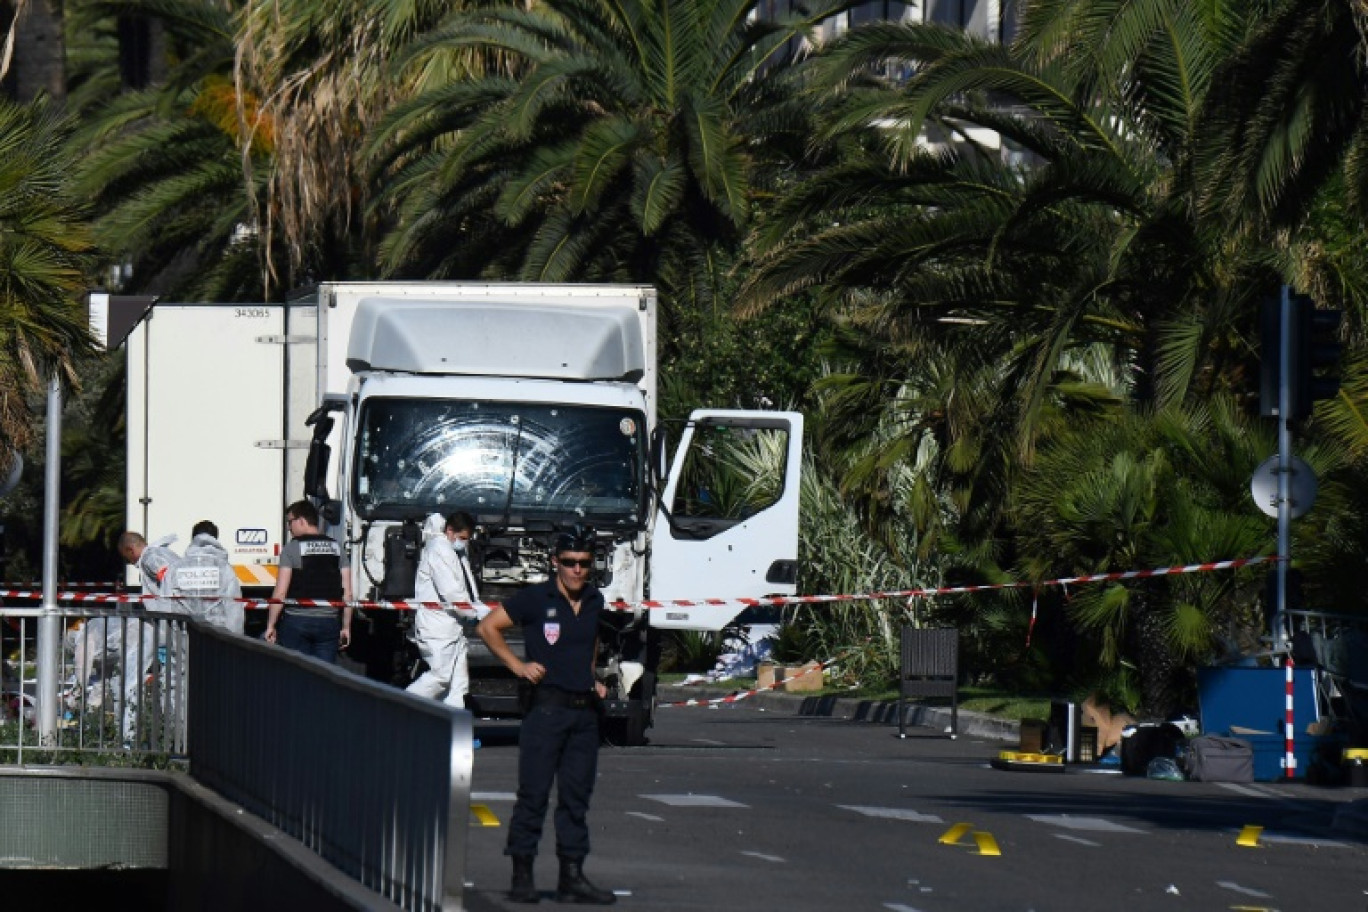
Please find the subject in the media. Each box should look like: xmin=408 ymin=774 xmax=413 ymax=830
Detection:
xmin=0 ymin=767 xmax=401 ymax=912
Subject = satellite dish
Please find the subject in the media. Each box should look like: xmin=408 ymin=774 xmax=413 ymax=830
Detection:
xmin=0 ymin=451 xmax=20 ymax=498
xmin=1250 ymin=455 xmax=1317 ymax=519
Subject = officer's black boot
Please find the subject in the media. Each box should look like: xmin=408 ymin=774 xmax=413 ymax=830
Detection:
xmin=556 ymin=856 xmax=616 ymax=905
xmin=509 ymin=854 xmax=540 ymax=903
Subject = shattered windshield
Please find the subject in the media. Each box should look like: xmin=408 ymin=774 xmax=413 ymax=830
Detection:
xmin=353 ymin=398 xmax=646 ymax=527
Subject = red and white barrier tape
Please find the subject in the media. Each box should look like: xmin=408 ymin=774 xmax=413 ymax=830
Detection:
xmin=0 ymin=581 xmax=120 ymax=588
xmin=0 ymin=554 xmax=1279 ymax=612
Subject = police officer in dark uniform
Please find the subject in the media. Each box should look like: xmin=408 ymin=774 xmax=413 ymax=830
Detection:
xmin=265 ymin=500 xmax=353 ymax=662
xmin=477 ymin=533 xmax=616 ymax=905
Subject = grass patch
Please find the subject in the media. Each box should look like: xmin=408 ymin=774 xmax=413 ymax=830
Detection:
xmin=658 ymin=674 xmax=1051 ymax=721
xmin=957 ymin=689 xmax=1052 ymax=722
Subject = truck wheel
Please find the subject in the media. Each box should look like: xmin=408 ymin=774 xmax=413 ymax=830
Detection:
xmin=599 ymin=671 xmax=657 ymax=746
xmin=602 ymin=702 xmax=648 ymax=747
xmin=622 ymin=700 xmax=650 ymax=746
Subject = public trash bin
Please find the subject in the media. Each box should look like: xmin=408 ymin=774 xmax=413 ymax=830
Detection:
xmin=1345 ymin=748 xmax=1368 ymax=787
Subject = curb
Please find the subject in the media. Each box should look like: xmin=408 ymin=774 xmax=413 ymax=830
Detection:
xmin=663 ymin=687 xmax=1019 ymax=743
xmin=1332 ymin=799 xmax=1368 ymax=838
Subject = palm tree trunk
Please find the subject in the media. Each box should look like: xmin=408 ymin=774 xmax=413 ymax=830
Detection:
xmin=1132 ymin=588 xmax=1179 ymax=719
xmin=2 ymin=0 xmax=64 ymax=103
xmin=1354 ymin=1 xmax=1368 ymax=66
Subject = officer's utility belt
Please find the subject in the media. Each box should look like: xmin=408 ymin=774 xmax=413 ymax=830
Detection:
xmin=532 ymin=687 xmax=596 ymax=710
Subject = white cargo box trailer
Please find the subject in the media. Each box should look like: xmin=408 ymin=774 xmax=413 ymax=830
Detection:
xmin=121 ymin=301 xmax=319 ymax=587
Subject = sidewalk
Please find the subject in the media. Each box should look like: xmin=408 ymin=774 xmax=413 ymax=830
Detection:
xmin=664 ymin=683 xmax=1368 ymax=837
xmin=661 ymin=684 xmax=1019 ymax=742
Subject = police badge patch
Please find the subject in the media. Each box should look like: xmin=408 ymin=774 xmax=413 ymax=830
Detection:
xmin=544 ymin=622 xmax=561 ymax=645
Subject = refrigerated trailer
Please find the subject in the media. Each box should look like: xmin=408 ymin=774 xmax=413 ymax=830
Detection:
xmin=104 ymin=283 xmax=803 ymax=743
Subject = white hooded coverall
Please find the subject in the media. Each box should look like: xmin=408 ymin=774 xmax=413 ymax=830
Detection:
xmin=124 ymin=536 xmax=182 ymax=740
xmin=406 ymin=513 xmax=480 ymax=708
xmin=177 ymin=532 xmax=245 ymax=635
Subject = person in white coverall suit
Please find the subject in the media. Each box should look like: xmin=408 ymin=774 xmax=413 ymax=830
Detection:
xmin=178 ymin=520 xmax=245 ymax=635
xmin=407 ymin=511 xmax=482 ymax=709
xmin=116 ymin=531 xmax=183 ymax=742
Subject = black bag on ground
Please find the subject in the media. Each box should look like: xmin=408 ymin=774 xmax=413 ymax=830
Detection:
xmin=1185 ymin=735 xmax=1254 ymax=783
xmin=1120 ymin=722 xmax=1186 ymax=776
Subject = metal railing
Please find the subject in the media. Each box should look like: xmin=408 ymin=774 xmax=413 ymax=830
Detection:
xmin=2 ymin=606 xmax=190 ymax=760
xmin=1284 ymin=609 xmax=1368 ymax=732
xmin=1285 ymin=608 xmax=1368 ymax=642
xmin=188 ymin=623 xmax=472 ymax=912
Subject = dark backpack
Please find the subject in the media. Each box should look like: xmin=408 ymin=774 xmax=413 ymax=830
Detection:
xmin=1120 ymin=722 xmax=1185 ymax=776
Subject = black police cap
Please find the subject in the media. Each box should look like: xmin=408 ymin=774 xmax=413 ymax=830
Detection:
xmin=554 ymin=533 xmax=592 ymax=555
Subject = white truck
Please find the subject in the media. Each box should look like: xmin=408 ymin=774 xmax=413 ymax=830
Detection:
xmin=103 ymin=283 xmax=802 ymax=743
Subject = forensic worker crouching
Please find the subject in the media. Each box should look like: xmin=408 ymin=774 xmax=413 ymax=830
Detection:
xmin=477 ymin=533 xmax=616 ymax=905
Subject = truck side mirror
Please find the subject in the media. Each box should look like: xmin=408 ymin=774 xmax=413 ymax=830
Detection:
xmin=649 ymin=426 xmax=669 ymax=491
xmin=303 ymin=412 xmax=335 ymax=501
xmin=304 ymin=431 xmax=333 ymax=500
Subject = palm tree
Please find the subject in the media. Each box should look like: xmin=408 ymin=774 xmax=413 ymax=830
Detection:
xmin=744 ymin=5 xmax=1264 ymax=421
xmin=0 ymin=97 xmax=99 ymax=454
xmin=1012 ymin=398 xmax=1278 ymax=715
xmin=59 ymin=355 xmax=127 ymax=558
xmin=66 ymin=0 xmax=269 ymax=299
xmin=734 ymin=1 xmax=1305 ymax=701
xmin=233 ymin=0 xmax=486 ymax=292
xmin=1199 ymin=0 xmax=1368 ymax=235
xmin=369 ymin=0 xmax=856 ymax=324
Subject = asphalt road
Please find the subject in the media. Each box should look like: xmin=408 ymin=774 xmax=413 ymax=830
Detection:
xmin=462 ymin=700 xmax=1368 ymax=911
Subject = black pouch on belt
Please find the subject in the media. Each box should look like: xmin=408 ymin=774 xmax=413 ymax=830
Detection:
xmin=534 ymin=687 xmax=595 ymax=710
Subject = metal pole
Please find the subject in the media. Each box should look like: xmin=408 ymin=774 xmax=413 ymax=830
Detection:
xmin=36 ymin=374 xmax=63 ymax=743
xmin=1274 ymin=285 xmax=1292 ymax=652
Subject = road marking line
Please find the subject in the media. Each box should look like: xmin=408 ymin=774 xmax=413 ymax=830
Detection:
xmin=469 ymin=804 xmax=500 ymax=827
xmin=740 ymin=851 xmax=785 ymax=863
xmin=1236 ymin=825 xmax=1263 ymax=847
xmin=938 ymin=823 xmax=973 ymax=845
xmin=1026 ymin=814 xmax=1144 ymax=834
xmin=883 ymin=905 xmax=926 ymax=911
xmin=973 ymin=831 xmax=1001 ymax=856
xmin=1258 ymin=832 xmax=1349 ymax=848
xmin=1217 ymin=881 xmax=1272 ymax=898
xmin=640 ymin=793 xmax=748 ymax=808
xmin=1053 ymin=834 xmax=1101 ymax=847
xmin=626 ymin=811 xmax=665 ymax=822
xmin=839 ymin=805 xmax=944 ymax=824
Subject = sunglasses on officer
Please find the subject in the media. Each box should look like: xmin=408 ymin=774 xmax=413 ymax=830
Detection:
xmin=558 ymin=557 xmax=594 ymax=569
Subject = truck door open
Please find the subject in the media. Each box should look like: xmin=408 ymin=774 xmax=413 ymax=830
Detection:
xmin=648 ymin=410 xmax=803 ymax=631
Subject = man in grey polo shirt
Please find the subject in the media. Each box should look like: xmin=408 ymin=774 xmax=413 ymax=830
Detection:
xmin=265 ymin=500 xmax=352 ymax=663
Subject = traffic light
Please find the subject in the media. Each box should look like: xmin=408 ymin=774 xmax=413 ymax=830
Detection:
xmin=1294 ymin=298 xmax=1343 ymax=417
xmin=1259 ymin=289 xmax=1343 ymax=420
